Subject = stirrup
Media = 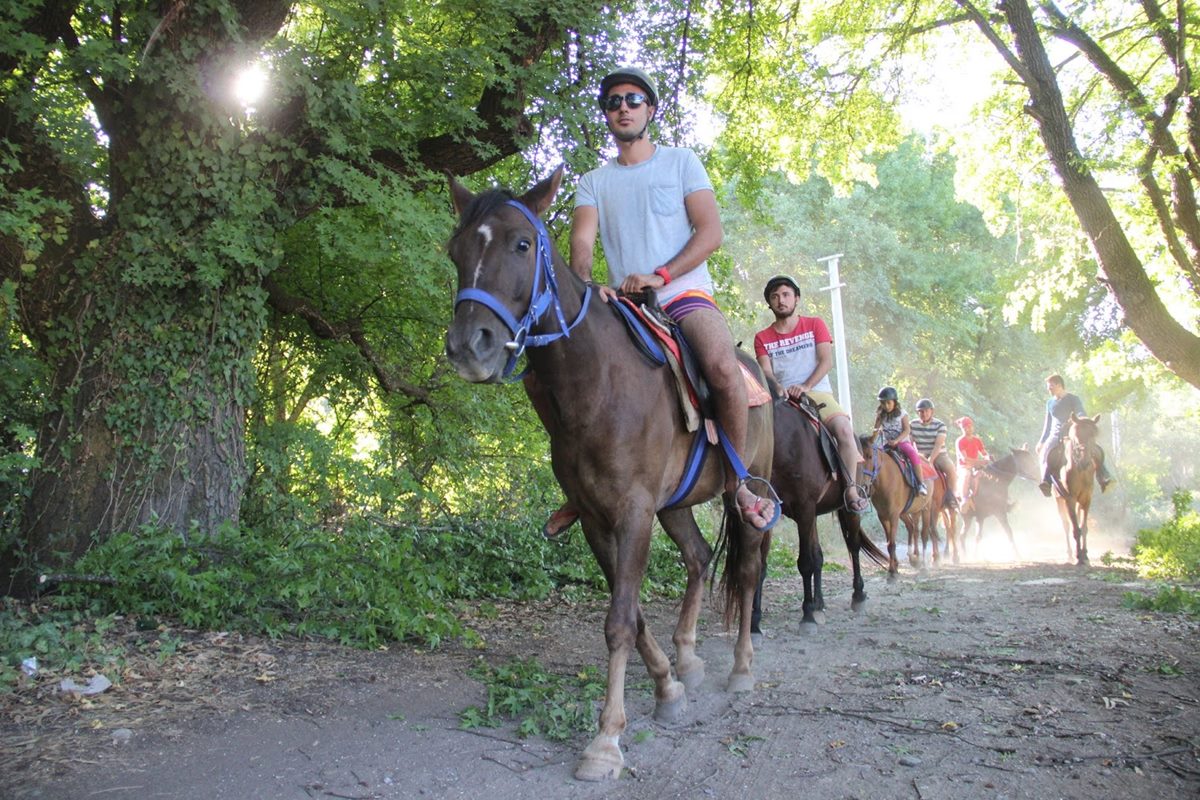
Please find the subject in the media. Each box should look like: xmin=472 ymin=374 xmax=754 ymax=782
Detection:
xmin=844 ymin=483 xmax=871 ymax=514
xmin=735 ymin=476 xmax=781 ymax=532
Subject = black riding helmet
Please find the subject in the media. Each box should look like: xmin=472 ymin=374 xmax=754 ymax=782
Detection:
xmin=598 ymin=66 xmax=659 ymax=109
xmin=877 ymin=386 xmax=899 ymax=402
xmin=763 ymin=275 xmax=801 ymax=303
xmin=915 ymin=398 xmax=934 ymax=411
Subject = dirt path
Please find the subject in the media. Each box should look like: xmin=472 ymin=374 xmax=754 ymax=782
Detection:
xmin=6 ymin=550 xmax=1198 ymax=800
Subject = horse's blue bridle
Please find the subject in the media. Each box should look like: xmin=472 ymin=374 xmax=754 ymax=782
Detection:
xmin=453 ymin=200 xmax=592 ymax=379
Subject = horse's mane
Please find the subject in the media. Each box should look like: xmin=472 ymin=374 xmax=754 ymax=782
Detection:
xmin=449 ymin=188 xmax=516 ymax=242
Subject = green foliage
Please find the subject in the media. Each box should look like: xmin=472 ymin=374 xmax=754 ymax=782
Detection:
xmin=0 ymin=280 xmax=45 ymax=548
xmin=63 ymin=522 xmax=464 ymax=648
xmin=0 ymin=600 xmax=125 ymax=694
xmin=1130 ymin=491 xmax=1200 ymax=580
xmin=1123 ymin=586 xmax=1200 ymax=617
xmin=459 ymin=658 xmax=605 ymax=741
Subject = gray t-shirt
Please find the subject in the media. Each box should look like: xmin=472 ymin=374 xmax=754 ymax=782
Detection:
xmin=575 ymin=145 xmax=714 ymax=304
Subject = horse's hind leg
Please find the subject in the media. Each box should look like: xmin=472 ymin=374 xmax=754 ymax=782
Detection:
xmin=658 ymin=508 xmax=709 ymax=691
xmin=998 ymin=515 xmax=1020 ymax=560
xmin=838 ymin=509 xmax=869 ymax=612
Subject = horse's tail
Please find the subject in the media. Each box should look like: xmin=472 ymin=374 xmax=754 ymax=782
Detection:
xmin=841 ymin=515 xmax=887 ymax=568
xmin=715 ymin=495 xmax=752 ymax=631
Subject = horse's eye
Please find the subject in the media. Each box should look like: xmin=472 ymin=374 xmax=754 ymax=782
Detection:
xmin=516 ymin=239 xmax=532 ymax=253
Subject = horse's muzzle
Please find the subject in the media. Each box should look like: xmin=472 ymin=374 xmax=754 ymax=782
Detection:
xmin=445 ymin=321 xmax=506 ymax=383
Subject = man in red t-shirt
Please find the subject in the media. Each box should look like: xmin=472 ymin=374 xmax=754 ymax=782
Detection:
xmin=754 ymin=275 xmax=869 ymax=513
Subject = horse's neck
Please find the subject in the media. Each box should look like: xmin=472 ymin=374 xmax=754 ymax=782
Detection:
xmin=1066 ymin=438 xmax=1095 ymax=468
xmin=527 ymin=284 xmax=661 ymax=396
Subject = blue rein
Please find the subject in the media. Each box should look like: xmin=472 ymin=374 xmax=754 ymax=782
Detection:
xmin=453 ymin=200 xmax=592 ymax=380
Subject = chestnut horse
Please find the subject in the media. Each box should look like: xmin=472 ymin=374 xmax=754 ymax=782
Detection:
xmin=858 ymin=433 xmax=931 ymax=579
xmin=444 ymin=169 xmax=773 ymax=781
xmin=959 ymin=447 xmax=1040 ymax=557
xmin=752 ymin=397 xmax=887 ymax=633
xmin=1052 ymin=413 xmax=1101 ymax=565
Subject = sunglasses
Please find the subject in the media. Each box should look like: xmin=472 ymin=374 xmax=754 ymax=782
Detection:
xmin=600 ymin=92 xmax=648 ymax=111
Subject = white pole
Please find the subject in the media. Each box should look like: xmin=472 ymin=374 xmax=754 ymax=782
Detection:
xmin=817 ymin=253 xmax=851 ymax=422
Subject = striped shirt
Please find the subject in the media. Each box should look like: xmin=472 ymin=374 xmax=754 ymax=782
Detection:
xmin=909 ymin=417 xmax=947 ymax=459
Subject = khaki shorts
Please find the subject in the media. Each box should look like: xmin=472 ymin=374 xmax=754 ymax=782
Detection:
xmin=803 ymin=390 xmax=848 ymax=423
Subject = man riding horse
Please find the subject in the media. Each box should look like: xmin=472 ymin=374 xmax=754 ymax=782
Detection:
xmin=539 ymin=66 xmax=776 ymax=537
xmin=753 ymin=275 xmax=870 ymax=513
xmin=1036 ymin=374 xmax=1115 ymax=497
xmin=910 ymin=397 xmax=958 ymax=509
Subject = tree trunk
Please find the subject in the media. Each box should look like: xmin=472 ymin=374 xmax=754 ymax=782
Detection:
xmin=0 ymin=276 xmax=260 ymax=597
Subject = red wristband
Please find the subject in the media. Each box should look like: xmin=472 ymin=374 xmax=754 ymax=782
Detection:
xmin=654 ymin=267 xmax=671 ymax=285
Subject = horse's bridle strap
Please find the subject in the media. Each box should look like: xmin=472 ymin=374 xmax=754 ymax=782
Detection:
xmin=452 ymin=200 xmax=591 ymax=380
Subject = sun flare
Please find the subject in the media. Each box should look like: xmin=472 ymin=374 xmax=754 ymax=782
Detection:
xmin=233 ymin=63 xmax=268 ymax=108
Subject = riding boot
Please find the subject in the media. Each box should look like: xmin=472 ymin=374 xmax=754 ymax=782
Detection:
xmin=1095 ymin=450 xmax=1116 ymax=493
xmin=1038 ymin=463 xmax=1052 ymax=497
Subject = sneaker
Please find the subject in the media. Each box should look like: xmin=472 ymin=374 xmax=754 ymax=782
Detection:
xmin=1099 ymin=476 xmax=1115 ymax=494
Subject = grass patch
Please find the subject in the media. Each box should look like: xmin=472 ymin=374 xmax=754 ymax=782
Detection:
xmin=459 ymin=658 xmax=604 ymax=741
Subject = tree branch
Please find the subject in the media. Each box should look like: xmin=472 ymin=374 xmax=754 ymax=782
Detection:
xmin=1041 ymin=1 xmax=1200 ymax=284
xmin=955 ymin=0 xmax=1031 ymax=86
xmin=262 ymin=276 xmax=431 ymax=405
xmin=998 ymin=0 xmax=1200 ymax=388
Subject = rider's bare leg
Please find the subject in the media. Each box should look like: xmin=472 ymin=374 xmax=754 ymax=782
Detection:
xmin=827 ymin=414 xmax=867 ymax=509
xmin=678 ymin=309 xmax=774 ymax=527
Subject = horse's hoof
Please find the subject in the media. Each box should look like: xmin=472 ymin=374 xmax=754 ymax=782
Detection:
xmin=726 ymin=672 xmax=755 ymax=693
xmin=575 ymin=738 xmax=624 ymax=782
xmin=677 ymin=662 xmax=705 ymax=693
xmin=850 ymin=596 xmax=868 ymax=613
xmin=654 ymin=684 xmax=688 ymax=724
xmin=887 ymin=572 xmax=898 ymax=585
xmin=798 ymin=619 xmax=819 ymax=636
xmin=812 ymin=609 xmax=827 ymax=625
xmin=750 ymin=631 xmax=764 ymax=649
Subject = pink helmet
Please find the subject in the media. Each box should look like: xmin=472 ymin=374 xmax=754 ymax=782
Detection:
xmin=956 ymin=416 xmax=974 ymax=428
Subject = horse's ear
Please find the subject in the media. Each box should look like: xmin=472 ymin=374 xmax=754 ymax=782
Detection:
xmin=519 ymin=165 xmax=564 ymax=217
xmin=1091 ymin=413 xmax=1101 ymax=424
xmin=1068 ymin=411 xmax=1079 ymax=422
xmin=447 ymin=171 xmax=475 ymax=217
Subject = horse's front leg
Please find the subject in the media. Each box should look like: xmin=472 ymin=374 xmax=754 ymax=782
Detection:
xmin=796 ymin=513 xmax=825 ymax=630
xmin=884 ymin=517 xmax=900 ymax=581
xmin=1076 ymin=502 xmax=1090 ymax=565
xmin=998 ymin=515 xmax=1020 ymax=560
xmin=1056 ymin=500 xmax=1074 ymax=562
xmin=658 ymin=508 xmax=710 ymax=691
xmin=576 ymin=508 xmax=660 ymax=781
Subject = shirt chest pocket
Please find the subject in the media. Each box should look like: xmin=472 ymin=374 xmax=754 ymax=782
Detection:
xmin=650 ymin=184 xmax=681 ymax=216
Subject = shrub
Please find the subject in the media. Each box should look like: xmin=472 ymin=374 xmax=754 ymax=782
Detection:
xmin=1131 ymin=490 xmax=1200 ymax=580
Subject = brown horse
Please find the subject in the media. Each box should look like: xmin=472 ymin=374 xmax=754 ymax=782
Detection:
xmin=753 ymin=398 xmax=887 ymax=633
xmin=959 ymin=447 xmax=1041 ymax=557
xmin=858 ymin=433 xmax=931 ymax=579
xmin=1052 ymin=413 xmax=1101 ymax=565
xmin=917 ymin=468 xmax=959 ymax=565
xmin=444 ymin=169 xmax=773 ymax=781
